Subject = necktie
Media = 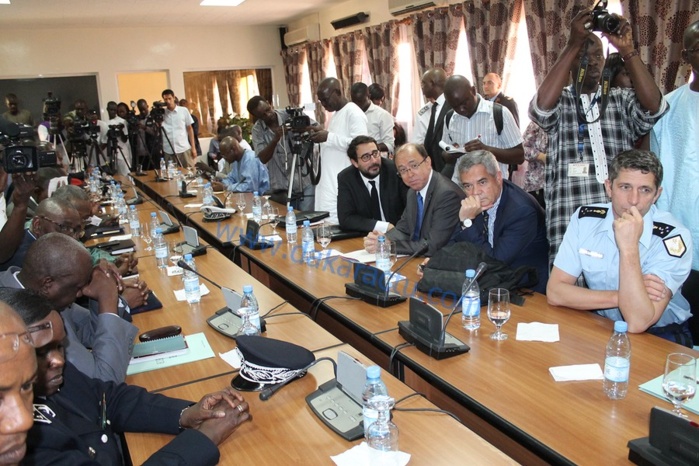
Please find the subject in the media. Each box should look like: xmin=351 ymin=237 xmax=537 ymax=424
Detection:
xmin=482 ymin=211 xmax=490 ymax=239
xmin=412 ymin=192 xmax=424 ymax=241
xmin=424 ymin=102 xmax=439 ymax=147
xmin=368 ymin=180 xmax=382 ymax=221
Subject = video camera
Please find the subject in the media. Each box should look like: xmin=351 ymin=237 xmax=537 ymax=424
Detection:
xmin=148 ymin=101 xmax=166 ymax=124
xmin=588 ymin=0 xmax=621 ymax=35
xmin=71 ymin=118 xmax=101 ymax=140
xmin=107 ymin=123 xmax=126 ymax=141
xmin=42 ymin=92 xmax=62 ymax=136
xmin=124 ymin=101 xmax=140 ymax=128
xmin=284 ymin=106 xmax=311 ymax=130
xmin=0 ymin=119 xmax=57 ymax=173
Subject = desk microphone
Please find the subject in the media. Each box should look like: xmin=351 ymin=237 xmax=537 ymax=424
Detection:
xmin=179 ymin=179 xmax=196 ymax=198
xmin=177 ymin=259 xmax=224 ymax=290
xmin=383 ymin=240 xmax=429 ymax=301
xmin=259 ymin=357 xmax=336 ymax=401
xmin=441 ymin=261 xmax=487 ymax=343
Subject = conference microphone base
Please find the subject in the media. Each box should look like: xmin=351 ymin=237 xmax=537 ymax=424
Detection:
xmin=179 ymin=192 xmax=196 ymax=198
xmin=398 ymin=321 xmax=470 ymax=360
xmin=345 ymin=283 xmax=406 ymax=307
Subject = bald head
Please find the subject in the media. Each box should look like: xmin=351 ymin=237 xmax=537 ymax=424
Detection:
xmin=31 ymin=197 xmax=82 ymax=239
xmin=684 ymin=20 xmax=699 ymax=47
xmin=444 ymin=75 xmax=479 ymax=118
xmin=220 ymin=136 xmax=242 ymax=163
xmin=420 ymin=68 xmax=447 ymax=100
xmin=317 ymin=77 xmax=347 ymax=112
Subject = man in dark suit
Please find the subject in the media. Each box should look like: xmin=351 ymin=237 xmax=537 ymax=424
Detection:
xmin=450 ymin=150 xmax=548 ymax=293
xmin=364 ymin=143 xmax=464 ymax=257
xmin=482 ymin=72 xmax=519 ymax=127
xmin=412 ymin=68 xmax=452 ymax=173
xmin=337 ymin=135 xmax=408 ymax=234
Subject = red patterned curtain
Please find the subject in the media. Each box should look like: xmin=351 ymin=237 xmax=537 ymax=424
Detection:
xmin=255 ymin=68 xmax=273 ymax=104
xmin=331 ymin=31 xmax=366 ymax=99
xmin=280 ymin=45 xmax=306 ymax=107
xmin=363 ymin=20 xmax=401 ymax=116
xmin=465 ymin=0 xmax=522 ymax=86
xmin=621 ymin=0 xmax=699 ymax=93
xmin=306 ymin=40 xmax=331 ymax=127
xmin=412 ymin=6 xmax=463 ymax=77
xmin=522 ymin=0 xmax=587 ymax=87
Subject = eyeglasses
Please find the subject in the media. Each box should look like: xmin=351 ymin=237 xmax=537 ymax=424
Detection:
xmin=358 ymin=150 xmax=381 ymax=163
xmin=0 ymin=331 xmax=34 ymax=363
xmin=27 ymin=321 xmax=54 ymax=348
xmin=397 ymin=157 xmax=428 ymax=177
xmin=38 ymin=216 xmax=85 ymax=238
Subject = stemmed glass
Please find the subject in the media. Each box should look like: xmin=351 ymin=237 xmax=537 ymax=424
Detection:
xmin=225 ymin=192 xmax=235 ymax=210
xmin=317 ymin=223 xmax=332 ymax=258
xmin=236 ymin=193 xmax=246 ymax=214
xmin=267 ymin=207 xmax=279 ymax=235
xmin=141 ymin=225 xmax=153 ymax=251
xmin=262 ymin=195 xmax=272 ymax=218
xmin=487 ymin=288 xmax=511 ymax=340
xmin=662 ymin=353 xmax=697 ymax=417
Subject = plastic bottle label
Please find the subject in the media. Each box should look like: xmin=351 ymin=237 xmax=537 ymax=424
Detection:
xmin=155 ymin=245 xmax=167 ymax=259
xmin=463 ymin=296 xmax=480 ymax=317
xmin=363 ymin=407 xmax=378 ymax=433
xmin=376 ymin=256 xmax=390 ymax=273
xmin=604 ymin=356 xmax=630 ymax=382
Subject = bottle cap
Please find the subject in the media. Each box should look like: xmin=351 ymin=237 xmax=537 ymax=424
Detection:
xmin=465 ymin=269 xmax=475 ymax=278
xmin=130 ymin=205 xmax=136 ymax=210
xmin=184 ymin=253 xmax=193 ymax=261
xmin=303 ymin=220 xmax=310 ymax=226
xmin=155 ymin=228 xmax=162 ymax=234
xmin=366 ymin=365 xmax=381 ymax=380
xmin=378 ymin=235 xmax=385 ymax=242
xmin=243 ymin=285 xmax=253 ymax=293
xmin=614 ymin=321 xmax=628 ymax=333
xmin=254 ymin=191 xmax=259 ymax=196
xmin=151 ymin=212 xmax=157 ymax=217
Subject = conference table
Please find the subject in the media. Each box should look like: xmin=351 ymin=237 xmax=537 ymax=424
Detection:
xmin=97 ymin=181 xmax=514 ymax=464
xmin=129 ymin=171 xmax=699 ymax=465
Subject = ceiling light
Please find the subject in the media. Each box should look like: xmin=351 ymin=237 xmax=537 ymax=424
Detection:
xmin=0 ymin=1 xmax=12 ymax=5
xmin=200 ymin=0 xmax=245 ymax=6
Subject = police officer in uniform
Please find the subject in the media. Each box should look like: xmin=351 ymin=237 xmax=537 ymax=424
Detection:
xmin=547 ymin=150 xmax=694 ymax=347
xmin=411 ymin=68 xmax=451 ymax=173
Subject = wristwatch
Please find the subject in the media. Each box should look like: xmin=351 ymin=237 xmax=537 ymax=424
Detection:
xmin=462 ymin=218 xmax=472 ymax=228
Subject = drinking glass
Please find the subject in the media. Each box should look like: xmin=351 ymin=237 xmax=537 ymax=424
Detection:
xmin=225 ymin=192 xmax=235 ymax=210
xmin=317 ymin=223 xmax=332 ymax=256
xmin=268 ymin=207 xmax=279 ymax=235
xmin=383 ymin=239 xmax=397 ymax=285
xmin=169 ymin=241 xmax=183 ymax=266
xmin=236 ymin=193 xmax=247 ymax=214
xmin=662 ymin=353 xmax=696 ymax=417
xmin=487 ymin=288 xmax=511 ymax=340
xmin=263 ymin=195 xmax=272 ymax=217
xmin=141 ymin=226 xmax=153 ymax=251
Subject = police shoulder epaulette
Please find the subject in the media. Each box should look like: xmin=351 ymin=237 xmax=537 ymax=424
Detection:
xmin=578 ymin=206 xmax=608 ymax=219
xmin=652 ymin=221 xmax=675 ymax=238
xmin=417 ymin=104 xmax=430 ymax=116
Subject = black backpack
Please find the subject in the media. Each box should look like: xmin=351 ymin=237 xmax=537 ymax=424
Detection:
xmin=417 ymin=241 xmax=538 ymax=306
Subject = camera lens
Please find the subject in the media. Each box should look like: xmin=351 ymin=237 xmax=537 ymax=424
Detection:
xmin=602 ymin=14 xmax=621 ymax=34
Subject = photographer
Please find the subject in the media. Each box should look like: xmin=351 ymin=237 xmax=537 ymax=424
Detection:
xmin=529 ymin=3 xmax=667 ymax=265
xmin=247 ymin=96 xmax=317 ymax=210
xmin=106 ymin=101 xmax=132 ymax=175
xmin=160 ymin=89 xmax=196 ymax=168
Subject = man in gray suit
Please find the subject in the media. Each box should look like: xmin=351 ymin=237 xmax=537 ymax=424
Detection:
xmin=0 ymin=233 xmax=137 ymax=383
xmin=364 ymin=143 xmax=464 ymax=256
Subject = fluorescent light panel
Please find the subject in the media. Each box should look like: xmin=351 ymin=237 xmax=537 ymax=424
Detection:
xmin=200 ymin=0 xmax=245 ymax=6
xmin=0 ymin=0 xmax=12 ymax=5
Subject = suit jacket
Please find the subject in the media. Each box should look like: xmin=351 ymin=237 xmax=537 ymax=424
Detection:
xmin=494 ymin=92 xmax=520 ymax=128
xmin=0 ymin=267 xmax=138 ymax=384
xmin=337 ymin=158 xmax=408 ymax=233
xmin=0 ymin=228 xmax=35 ymax=272
xmin=387 ymin=171 xmax=465 ymax=257
xmin=450 ymin=180 xmax=548 ymax=293
xmin=26 ymin=362 xmax=220 ymax=466
xmin=423 ymin=97 xmax=452 ymax=173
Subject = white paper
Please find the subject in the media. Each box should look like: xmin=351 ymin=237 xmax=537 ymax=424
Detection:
xmin=260 ymin=234 xmax=283 ymax=242
xmin=516 ymin=322 xmax=560 ymax=342
xmin=219 ymin=347 xmax=242 ymax=369
xmin=167 ymin=266 xmax=183 ymax=276
xmin=173 ymin=283 xmax=211 ymax=301
xmin=314 ymin=249 xmax=342 ymax=260
xmin=109 ymin=234 xmax=133 ymax=241
xmin=549 ymin=364 xmax=604 ymax=382
xmin=341 ymin=249 xmax=377 ymax=264
xmin=331 ymin=442 xmax=410 ymax=466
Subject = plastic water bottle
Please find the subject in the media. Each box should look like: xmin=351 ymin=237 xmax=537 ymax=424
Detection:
xmin=202 ymin=183 xmax=214 ymax=206
xmin=182 ymin=253 xmax=201 ymax=304
xmin=159 ymin=158 xmax=167 ymax=178
xmin=115 ymin=193 xmax=127 ymax=224
xmin=603 ymin=321 xmax=631 ymax=400
xmin=375 ymin=235 xmax=391 ymax=276
xmin=462 ymin=269 xmax=481 ymax=330
xmin=362 ymin=365 xmax=388 ymax=438
xmin=167 ymin=160 xmax=176 ymax=180
xmin=302 ymin=220 xmax=315 ymax=265
xmin=128 ymin=205 xmax=140 ymax=237
xmin=285 ymin=206 xmax=297 ymax=244
xmin=153 ymin=228 xmax=168 ymax=269
xmin=149 ymin=212 xmax=159 ymax=240
xmin=252 ymin=191 xmax=262 ymax=223
xmin=240 ymin=285 xmax=261 ymax=332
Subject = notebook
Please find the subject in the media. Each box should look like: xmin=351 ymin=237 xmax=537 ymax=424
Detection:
xmin=130 ymin=334 xmax=188 ymax=363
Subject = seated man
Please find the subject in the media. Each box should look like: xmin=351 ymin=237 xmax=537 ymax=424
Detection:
xmin=337 ymin=135 xmax=407 ymax=234
xmin=208 ymin=136 xmax=270 ymax=194
xmin=449 ymin=150 xmax=548 ymax=293
xmin=548 ymin=150 xmax=693 ymax=347
xmin=0 ymin=233 xmax=138 ymax=382
xmin=0 ymin=301 xmax=35 ymax=466
xmin=364 ymin=143 xmax=464 ymax=257
xmin=0 ymin=288 xmax=251 ymax=465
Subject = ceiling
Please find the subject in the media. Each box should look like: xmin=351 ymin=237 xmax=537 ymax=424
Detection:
xmin=0 ymin=0 xmax=342 ymax=28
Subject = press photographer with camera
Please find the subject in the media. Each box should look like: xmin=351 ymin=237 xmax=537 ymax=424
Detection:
xmin=247 ymin=96 xmax=318 ymax=210
xmin=529 ymin=1 xmax=667 ymax=265
xmin=160 ymin=89 xmax=197 ymax=168
xmin=106 ymin=101 xmax=132 ymax=175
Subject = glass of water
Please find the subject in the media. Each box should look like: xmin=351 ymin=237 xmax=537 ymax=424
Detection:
xmin=317 ymin=223 xmax=332 ymax=251
xmin=236 ymin=192 xmax=246 ymax=214
xmin=487 ymin=288 xmax=511 ymax=340
xmin=662 ymin=353 xmax=696 ymax=417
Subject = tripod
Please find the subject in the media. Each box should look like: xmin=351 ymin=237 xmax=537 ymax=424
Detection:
xmin=106 ymin=133 xmax=132 ymax=175
xmin=283 ymin=130 xmax=316 ymax=210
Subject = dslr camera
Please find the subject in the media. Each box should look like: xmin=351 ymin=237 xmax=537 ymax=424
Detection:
xmin=0 ymin=123 xmax=57 ymax=173
xmin=588 ymin=0 xmax=621 ymax=35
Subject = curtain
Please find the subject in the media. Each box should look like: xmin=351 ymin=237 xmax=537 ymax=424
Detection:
xmin=522 ymin=0 xmax=587 ymax=87
xmin=331 ymin=30 xmax=366 ymax=99
xmin=363 ymin=20 xmax=401 ymax=116
xmin=280 ymin=45 xmax=306 ymax=107
xmin=621 ymin=0 xmax=699 ymax=93
xmin=306 ymin=40 xmax=331 ymax=127
xmin=411 ymin=5 xmax=463 ymax=77
xmin=255 ymin=68 xmax=273 ymax=104
xmin=465 ymin=0 xmax=521 ymax=86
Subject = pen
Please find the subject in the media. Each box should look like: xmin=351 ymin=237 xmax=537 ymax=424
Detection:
xmin=579 ymin=248 xmax=603 ymax=259
xmin=101 ymin=392 xmax=107 ymax=429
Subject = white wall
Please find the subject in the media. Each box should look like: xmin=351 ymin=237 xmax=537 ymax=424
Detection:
xmin=0 ymin=25 xmax=288 ymax=116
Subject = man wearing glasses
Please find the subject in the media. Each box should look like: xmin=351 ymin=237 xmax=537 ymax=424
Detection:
xmin=364 ymin=143 xmax=464 ymax=256
xmin=337 ymin=136 xmax=407 ymax=234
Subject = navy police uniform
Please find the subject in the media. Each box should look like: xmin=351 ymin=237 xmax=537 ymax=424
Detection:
xmin=554 ymin=203 xmax=693 ymax=345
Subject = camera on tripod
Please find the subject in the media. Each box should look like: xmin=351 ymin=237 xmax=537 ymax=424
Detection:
xmin=0 ymin=124 xmax=57 ymax=173
xmin=588 ymin=0 xmax=621 ymax=35
xmin=71 ymin=118 xmax=101 ymax=139
xmin=148 ymin=101 xmax=166 ymax=125
xmin=284 ymin=106 xmax=311 ymax=131
xmin=42 ymin=92 xmax=62 ymax=136
xmin=107 ymin=123 xmax=126 ymax=141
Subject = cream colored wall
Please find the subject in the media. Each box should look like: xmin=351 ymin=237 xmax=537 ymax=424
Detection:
xmin=0 ymin=25 xmax=287 ymax=117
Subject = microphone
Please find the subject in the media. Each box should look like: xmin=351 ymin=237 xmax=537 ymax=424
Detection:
xmin=179 ymin=179 xmax=196 ymax=198
xmin=259 ymin=357 xmax=336 ymax=401
xmin=177 ymin=259 xmax=224 ymax=290
xmin=441 ymin=261 xmax=488 ymax=340
xmin=383 ymin=240 xmax=429 ymax=301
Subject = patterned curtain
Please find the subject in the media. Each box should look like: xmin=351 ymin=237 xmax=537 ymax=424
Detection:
xmin=465 ymin=0 xmax=522 ymax=86
xmin=522 ymin=0 xmax=587 ymax=87
xmin=411 ymin=5 xmax=463 ymax=77
xmin=621 ymin=0 xmax=699 ymax=93
xmin=331 ymin=31 xmax=366 ymax=99
xmin=306 ymin=40 xmax=331 ymax=127
xmin=280 ymin=45 xmax=306 ymax=106
xmin=363 ymin=20 xmax=401 ymax=116
xmin=255 ymin=68 xmax=273 ymax=104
